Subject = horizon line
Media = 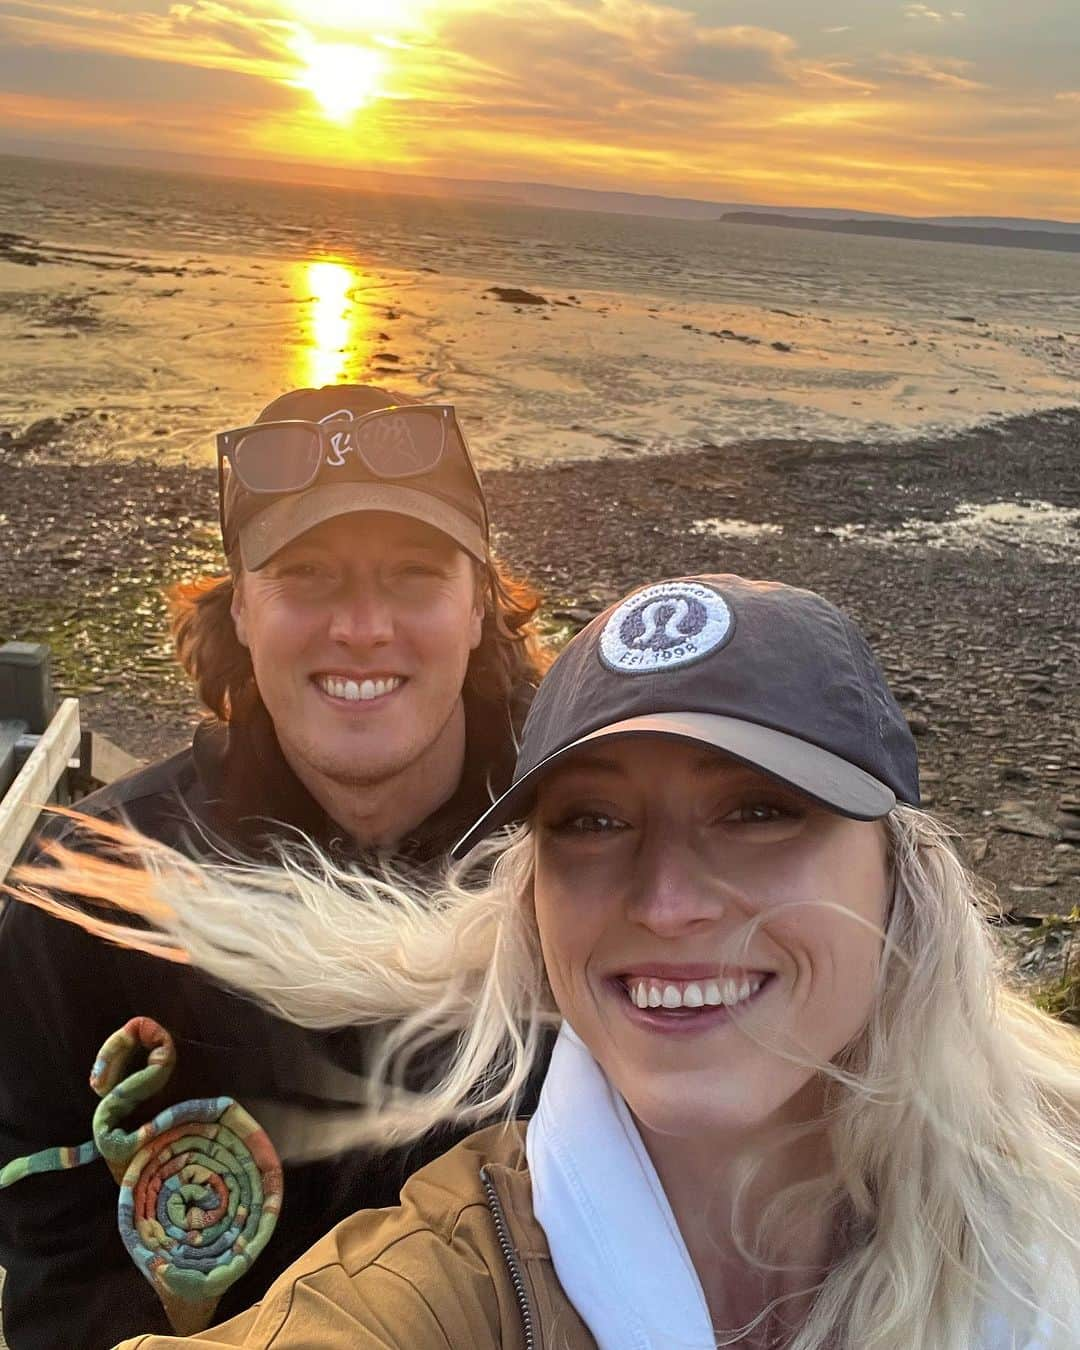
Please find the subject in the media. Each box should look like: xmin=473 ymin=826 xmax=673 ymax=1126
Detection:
xmin=2 ymin=135 xmax=1079 ymax=232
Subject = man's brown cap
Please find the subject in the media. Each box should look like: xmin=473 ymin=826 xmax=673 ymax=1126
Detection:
xmin=221 ymin=384 xmax=489 ymax=570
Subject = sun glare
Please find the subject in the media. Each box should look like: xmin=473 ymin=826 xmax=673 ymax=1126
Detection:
xmin=293 ymin=37 xmax=385 ymax=121
xmin=297 ymin=259 xmax=375 ymax=387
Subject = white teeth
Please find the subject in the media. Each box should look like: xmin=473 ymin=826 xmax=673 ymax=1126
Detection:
xmin=626 ymin=974 xmax=766 ymax=1011
xmin=320 ymin=676 xmax=402 ymax=702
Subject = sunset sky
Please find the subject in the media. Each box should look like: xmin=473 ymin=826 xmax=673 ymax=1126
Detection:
xmin=0 ymin=0 xmax=1078 ymax=218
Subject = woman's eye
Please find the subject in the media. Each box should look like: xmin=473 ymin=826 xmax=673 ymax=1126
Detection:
xmin=549 ymin=811 xmax=629 ymax=836
xmin=722 ymin=801 xmax=795 ymax=825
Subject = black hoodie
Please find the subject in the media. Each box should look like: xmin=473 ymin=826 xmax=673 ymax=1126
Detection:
xmin=0 ymin=687 xmax=531 ymax=1349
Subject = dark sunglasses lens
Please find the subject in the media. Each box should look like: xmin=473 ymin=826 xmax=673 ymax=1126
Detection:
xmin=232 ymin=426 xmax=321 ymax=491
xmin=357 ymin=410 xmax=443 ymax=477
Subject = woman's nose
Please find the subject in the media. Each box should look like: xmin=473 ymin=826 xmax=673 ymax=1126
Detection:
xmin=624 ymin=834 xmax=731 ymax=937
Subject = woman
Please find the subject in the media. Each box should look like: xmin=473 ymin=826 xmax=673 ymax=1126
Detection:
xmin=18 ymin=574 xmax=1080 ymax=1348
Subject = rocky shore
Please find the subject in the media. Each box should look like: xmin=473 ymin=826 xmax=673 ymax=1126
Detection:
xmin=2 ymin=407 xmax=1078 ymax=957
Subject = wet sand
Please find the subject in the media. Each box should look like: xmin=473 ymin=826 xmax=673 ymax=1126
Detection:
xmin=2 ymin=220 xmax=1079 ymax=470
xmin=2 ymin=405 xmax=1078 ymax=932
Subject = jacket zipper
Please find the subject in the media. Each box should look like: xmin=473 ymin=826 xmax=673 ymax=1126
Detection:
xmin=481 ymin=1165 xmax=538 ymax=1350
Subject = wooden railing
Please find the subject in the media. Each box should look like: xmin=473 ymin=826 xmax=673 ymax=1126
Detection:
xmin=0 ymin=640 xmax=143 ymax=882
xmin=0 ymin=696 xmax=81 ymax=879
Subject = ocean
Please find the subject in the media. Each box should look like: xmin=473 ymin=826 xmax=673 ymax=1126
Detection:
xmin=0 ymin=152 xmax=1077 ymax=467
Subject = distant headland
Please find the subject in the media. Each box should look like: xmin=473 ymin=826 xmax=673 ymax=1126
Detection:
xmin=719 ymin=212 xmax=1080 ymax=253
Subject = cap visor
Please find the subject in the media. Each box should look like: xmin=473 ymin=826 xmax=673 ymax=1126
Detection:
xmin=451 ymin=711 xmax=897 ymax=859
xmin=239 ymin=482 xmax=487 ymax=568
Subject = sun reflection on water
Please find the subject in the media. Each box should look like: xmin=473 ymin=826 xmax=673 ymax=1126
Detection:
xmin=296 ymin=259 xmax=373 ymax=388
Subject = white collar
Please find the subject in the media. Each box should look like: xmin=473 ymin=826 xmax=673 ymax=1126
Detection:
xmin=523 ymin=1023 xmax=1062 ymax=1350
xmin=525 ymin=1022 xmax=715 ymax=1350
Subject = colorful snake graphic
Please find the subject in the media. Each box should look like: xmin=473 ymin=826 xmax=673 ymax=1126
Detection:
xmin=0 ymin=1016 xmax=283 ymax=1335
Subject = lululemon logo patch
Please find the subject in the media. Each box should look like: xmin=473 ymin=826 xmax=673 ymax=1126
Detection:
xmin=599 ymin=581 xmax=733 ymax=674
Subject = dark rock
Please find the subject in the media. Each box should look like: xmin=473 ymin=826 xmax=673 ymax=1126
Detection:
xmin=993 ymin=803 xmax=1062 ymax=840
xmin=485 ymin=287 xmax=548 ymax=305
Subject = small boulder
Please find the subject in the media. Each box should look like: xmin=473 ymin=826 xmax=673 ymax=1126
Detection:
xmin=486 ymin=287 xmax=548 ymax=305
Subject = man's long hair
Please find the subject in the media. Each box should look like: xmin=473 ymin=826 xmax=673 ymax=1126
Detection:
xmin=169 ymin=556 xmax=550 ymax=720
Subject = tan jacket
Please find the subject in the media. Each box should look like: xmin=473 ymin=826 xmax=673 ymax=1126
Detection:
xmin=117 ymin=1123 xmax=594 ymax=1350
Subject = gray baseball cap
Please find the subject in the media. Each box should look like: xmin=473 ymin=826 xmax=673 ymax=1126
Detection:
xmin=451 ymin=575 xmax=919 ymax=857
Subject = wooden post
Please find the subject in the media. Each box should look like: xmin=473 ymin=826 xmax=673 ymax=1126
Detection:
xmin=0 ymin=643 xmax=55 ymax=735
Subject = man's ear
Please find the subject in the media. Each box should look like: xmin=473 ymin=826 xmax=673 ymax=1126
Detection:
xmin=469 ymin=560 xmax=487 ymax=651
xmin=230 ymin=575 xmax=249 ymax=648
xmin=470 ymin=593 xmax=484 ymax=651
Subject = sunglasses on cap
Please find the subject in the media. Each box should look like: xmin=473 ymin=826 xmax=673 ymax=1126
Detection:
xmin=217 ymin=403 xmax=479 ymax=492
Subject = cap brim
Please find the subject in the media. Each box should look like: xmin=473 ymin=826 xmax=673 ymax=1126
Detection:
xmin=238 ymin=482 xmax=487 ymax=569
xmin=451 ymin=711 xmax=897 ymax=859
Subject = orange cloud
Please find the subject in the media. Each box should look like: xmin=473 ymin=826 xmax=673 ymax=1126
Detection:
xmin=0 ymin=88 xmax=132 ymax=128
xmin=0 ymin=0 xmax=1076 ymax=217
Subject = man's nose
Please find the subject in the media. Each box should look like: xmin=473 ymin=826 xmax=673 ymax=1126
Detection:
xmin=624 ymin=832 xmax=732 ymax=937
xmin=326 ymin=577 xmax=395 ymax=648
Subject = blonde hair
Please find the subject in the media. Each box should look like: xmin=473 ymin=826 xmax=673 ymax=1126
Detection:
xmin=13 ymin=805 xmax=1080 ymax=1347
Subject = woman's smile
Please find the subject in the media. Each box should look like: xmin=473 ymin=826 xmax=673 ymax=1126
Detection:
xmin=606 ymin=969 xmax=778 ymax=1035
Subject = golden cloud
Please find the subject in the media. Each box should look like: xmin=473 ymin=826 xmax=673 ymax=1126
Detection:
xmin=0 ymin=0 xmax=1076 ymax=216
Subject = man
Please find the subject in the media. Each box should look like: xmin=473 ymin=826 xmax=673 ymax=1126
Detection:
xmin=0 ymin=385 xmax=545 ymax=1348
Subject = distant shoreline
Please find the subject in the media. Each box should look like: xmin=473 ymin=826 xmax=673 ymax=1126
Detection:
xmin=720 ymin=211 xmax=1080 ymax=254
xmin=2 ymin=143 xmax=1079 ymax=235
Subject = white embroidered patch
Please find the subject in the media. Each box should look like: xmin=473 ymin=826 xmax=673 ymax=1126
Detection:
xmin=599 ymin=581 xmax=733 ymax=675
xmin=321 ymin=408 xmax=360 ymax=467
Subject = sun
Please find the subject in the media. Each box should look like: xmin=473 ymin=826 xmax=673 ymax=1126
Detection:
xmin=293 ymin=37 xmax=386 ymax=122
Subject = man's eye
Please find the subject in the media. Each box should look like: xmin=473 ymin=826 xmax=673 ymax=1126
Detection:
xmin=549 ymin=812 xmax=629 ymax=835
xmin=282 ymin=562 xmax=327 ymax=579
